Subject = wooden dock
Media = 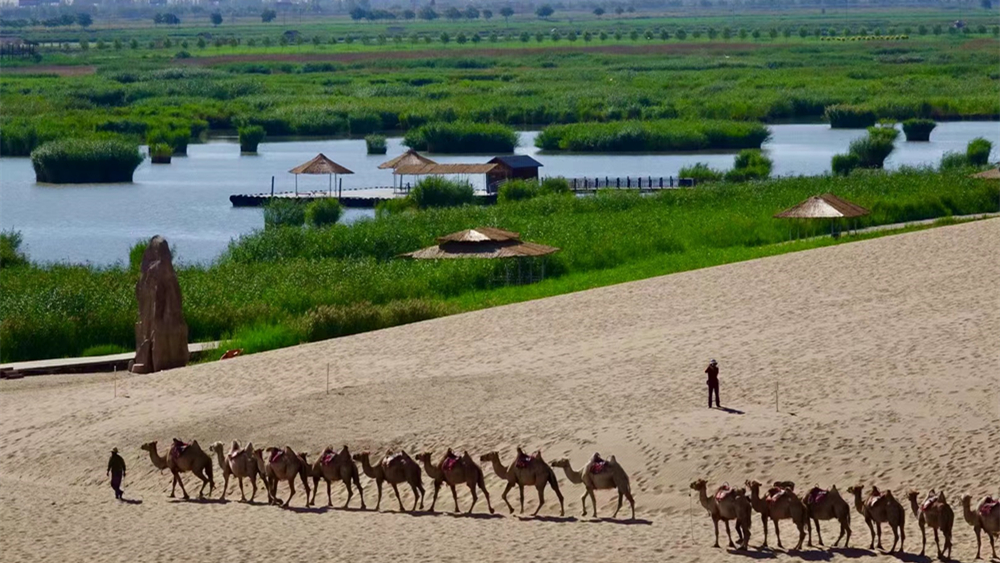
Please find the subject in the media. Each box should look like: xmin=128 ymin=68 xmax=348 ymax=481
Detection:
xmin=0 ymin=342 xmax=220 ymax=378
xmin=230 ymin=190 xmax=498 ymax=208
xmin=566 ymin=176 xmax=696 ymax=193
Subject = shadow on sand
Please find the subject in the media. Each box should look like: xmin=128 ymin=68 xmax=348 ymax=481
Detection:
xmin=518 ymin=514 xmax=579 ymax=523
xmin=168 ymin=497 xmax=228 ymax=505
xmin=727 ymin=547 xmax=777 ymax=559
xmin=714 ymin=406 xmax=746 ymax=415
xmin=584 ymin=517 xmax=653 ymax=526
xmin=118 ymin=498 xmax=143 ymax=505
xmin=827 ymin=547 xmax=878 ymax=559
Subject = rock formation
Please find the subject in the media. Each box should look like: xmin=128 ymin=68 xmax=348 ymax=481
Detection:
xmin=131 ymin=236 xmax=188 ymax=373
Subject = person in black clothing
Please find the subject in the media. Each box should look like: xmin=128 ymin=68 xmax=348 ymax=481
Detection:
xmin=107 ymin=447 xmax=126 ymax=500
xmin=705 ymin=359 xmax=720 ymax=408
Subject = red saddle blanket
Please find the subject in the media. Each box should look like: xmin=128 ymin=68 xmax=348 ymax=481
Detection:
xmin=443 ymin=455 xmax=459 ymax=472
xmin=320 ymin=451 xmax=337 ymax=465
xmin=715 ymin=484 xmax=734 ymax=502
xmin=982 ymin=498 xmax=999 ymax=516
xmin=269 ymin=449 xmax=285 ymax=464
xmin=170 ymin=441 xmax=189 ymax=460
xmin=590 ymin=462 xmax=607 ymax=474
xmin=920 ymin=496 xmax=939 ymax=512
xmin=806 ymin=488 xmax=828 ymax=505
xmin=515 ymin=454 xmax=534 ymax=469
xmin=766 ymin=488 xmax=788 ymax=504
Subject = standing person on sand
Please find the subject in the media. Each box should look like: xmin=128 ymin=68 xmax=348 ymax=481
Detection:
xmin=705 ymin=359 xmax=721 ymax=408
xmin=107 ymin=447 xmax=126 ymax=500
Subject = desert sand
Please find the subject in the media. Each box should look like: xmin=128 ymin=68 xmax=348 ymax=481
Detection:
xmin=1 ymin=219 xmax=997 ymax=563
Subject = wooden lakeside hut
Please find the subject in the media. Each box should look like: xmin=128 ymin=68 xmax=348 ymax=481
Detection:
xmin=485 ymin=156 xmax=543 ymax=192
xmin=378 ymin=149 xmax=437 ymax=192
xmin=289 ymin=153 xmax=353 ymax=196
xmin=774 ymin=193 xmax=869 ymax=238
xmin=399 ymin=227 xmax=559 ymax=285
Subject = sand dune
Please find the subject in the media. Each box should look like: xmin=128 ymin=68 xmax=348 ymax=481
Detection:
xmin=1 ymin=219 xmax=997 ymax=563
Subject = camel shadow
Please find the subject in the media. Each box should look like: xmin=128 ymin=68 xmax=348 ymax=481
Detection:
xmin=727 ymin=548 xmax=777 ymax=559
xmin=118 ymin=498 xmax=143 ymax=505
xmin=168 ymin=497 xmax=228 ymax=505
xmin=790 ymin=549 xmax=834 ymax=561
xmin=442 ymin=511 xmax=505 ymax=520
xmin=518 ymin=515 xmax=578 ymax=523
xmin=283 ymin=505 xmax=330 ymax=514
xmin=890 ymin=552 xmax=936 ymax=563
xmin=325 ymin=505 xmax=368 ymax=514
xmin=827 ymin=547 xmax=878 ymax=559
xmin=714 ymin=406 xmax=745 ymax=415
xmin=586 ymin=517 xmax=653 ymax=526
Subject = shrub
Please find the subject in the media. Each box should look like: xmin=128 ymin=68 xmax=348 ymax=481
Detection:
xmin=149 ymin=142 xmax=172 ymax=163
xmin=967 ymin=138 xmax=993 ymax=167
xmin=939 ymin=151 xmax=969 ymax=171
xmin=81 ymin=344 xmax=131 ymax=357
xmin=404 ymin=122 xmax=518 ymax=153
xmin=301 ymin=299 xmax=455 ymax=342
xmin=901 ymin=119 xmax=936 ymax=142
xmin=31 ymin=139 xmax=144 ymax=184
xmin=831 ymin=153 xmax=860 ymax=176
xmin=824 ymin=104 xmax=877 ymax=128
xmin=539 ymin=176 xmax=571 ymax=195
xmin=305 ymin=198 xmax=343 ymax=227
xmin=263 ymin=199 xmax=306 ymax=228
xmin=498 ymin=179 xmax=538 ymax=203
xmin=375 ymin=197 xmax=418 ymax=217
xmin=409 ymin=176 xmax=475 ymax=208
xmin=536 ymin=120 xmax=770 ymax=152
xmin=219 ymin=323 xmax=303 ymax=355
xmin=725 ymin=149 xmax=773 ymax=182
xmin=365 ymin=134 xmax=387 ymax=154
xmin=0 ymin=230 xmax=28 ymax=269
xmin=147 ymin=128 xmax=189 ymax=155
xmin=848 ymin=127 xmax=897 ymax=169
xmin=238 ymin=125 xmax=266 ymax=153
xmin=679 ymin=162 xmax=724 ymax=183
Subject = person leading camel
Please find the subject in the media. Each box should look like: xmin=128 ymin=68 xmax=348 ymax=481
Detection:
xmin=480 ymin=448 xmax=565 ymax=517
xmin=803 ymin=485 xmax=851 ymax=548
xmin=705 ymin=359 xmax=720 ymax=408
xmin=551 ymin=453 xmax=635 ymax=520
xmin=961 ymin=493 xmax=999 ymax=560
xmin=107 ymin=447 xmax=126 ymax=500
xmin=416 ymin=449 xmax=493 ymax=514
xmin=690 ymin=479 xmax=752 ymax=550
xmin=907 ymin=489 xmax=953 ymax=560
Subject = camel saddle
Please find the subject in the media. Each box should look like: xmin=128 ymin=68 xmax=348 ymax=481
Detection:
xmin=715 ymin=483 xmax=735 ymax=502
xmin=227 ymin=449 xmax=242 ymax=460
xmin=170 ymin=440 xmax=190 ymax=460
xmin=981 ymin=497 xmax=999 ymax=516
xmin=920 ymin=494 xmax=939 ymax=513
xmin=766 ymin=487 xmax=788 ymax=504
xmin=383 ymin=452 xmax=405 ymax=466
xmin=515 ymin=453 xmax=535 ymax=469
xmin=320 ymin=450 xmax=337 ymax=465
xmin=589 ymin=453 xmax=607 ymax=475
xmin=269 ymin=449 xmax=285 ymax=464
xmin=442 ymin=452 xmax=460 ymax=472
xmin=865 ymin=489 xmax=890 ymax=508
xmin=806 ymin=487 xmax=828 ymax=505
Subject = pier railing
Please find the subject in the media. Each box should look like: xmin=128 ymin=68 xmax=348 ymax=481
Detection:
xmin=565 ymin=176 xmax=697 ymax=191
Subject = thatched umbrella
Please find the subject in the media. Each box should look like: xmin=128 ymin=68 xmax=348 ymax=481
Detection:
xmin=378 ymin=149 xmax=436 ymax=192
xmin=399 ymin=227 xmax=559 ymax=284
xmin=774 ymin=193 xmax=869 ymax=238
xmin=288 ymin=153 xmax=353 ymax=196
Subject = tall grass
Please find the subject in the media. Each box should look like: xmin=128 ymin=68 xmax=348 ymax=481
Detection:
xmin=824 ymin=104 xmax=878 ymax=128
xmin=2 ymin=170 xmax=996 ymax=363
xmin=902 ymin=118 xmax=936 ymax=142
xmin=967 ymin=137 xmax=993 ymax=167
xmin=0 ymin=230 xmax=28 ymax=269
xmin=535 ymin=120 xmax=771 ymax=152
xmin=238 ymin=125 xmax=266 ymax=153
xmin=305 ymin=198 xmax=343 ymax=227
xmin=365 ymin=134 xmax=388 ymax=155
xmin=409 ymin=176 xmax=476 ymax=208
xmin=403 ymin=122 xmax=518 ymax=153
xmin=263 ymin=199 xmax=306 ymax=228
xmin=30 ymin=138 xmax=144 ymax=183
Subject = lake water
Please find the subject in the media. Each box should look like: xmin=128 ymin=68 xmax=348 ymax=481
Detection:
xmin=1 ymin=122 xmax=997 ymax=266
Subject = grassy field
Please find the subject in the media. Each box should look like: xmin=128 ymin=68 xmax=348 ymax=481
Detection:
xmin=2 ymin=169 xmax=997 ymax=362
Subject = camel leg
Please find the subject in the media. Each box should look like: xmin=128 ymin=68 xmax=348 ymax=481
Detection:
xmin=390 ymin=482 xmax=405 ymax=512
xmin=625 ymin=489 xmax=635 ymax=520
xmin=284 ymin=478 xmax=295 ymax=508
xmin=589 ymin=489 xmax=598 ymax=518
xmin=874 ymin=519 xmax=883 ymax=550
xmin=352 ymin=472 xmax=365 ymax=510
xmin=518 ymin=484 xmax=525 ymax=514
xmin=325 ymin=479 xmax=333 ymax=507
xmin=532 ymin=483 xmax=546 ymax=516
xmin=580 ymin=490 xmax=589 ymax=517
xmin=449 ymin=483 xmax=460 ymax=513
xmin=430 ymin=481 xmax=442 ymax=512
xmin=500 ymin=482 xmax=515 ymax=514
xmin=169 ymin=471 xmax=178 ymax=498
xmin=796 ymin=521 xmax=806 ymax=551
xmin=933 ymin=527 xmax=942 ymax=560
xmin=477 ymin=475 xmax=493 ymax=514
xmin=192 ymin=467 xmax=210 ymax=499
xmin=237 ymin=476 xmax=246 ymax=502
xmin=774 ymin=519 xmax=784 ymax=549
xmin=221 ymin=471 xmax=230 ymax=501
xmin=760 ymin=513 xmax=770 ymax=548
xmin=712 ymin=515 xmax=721 ymax=548
xmin=919 ymin=521 xmax=927 ymax=556
xmin=724 ymin=520 xmax=736 ymax=549
xmin=249 ymin=473 xmax=257 ymax=503
xmin=467 ymin=483 xmax=478 ymax=514
xmin=899 ymin=522 xmax=905 ymax=553
xmin=175 ymin=471 xmax=190 ymax=500
xmin=375 ymin=480 xmax=383 ymax=511
xmin=342 ymin=479 xmax=353 ymax=509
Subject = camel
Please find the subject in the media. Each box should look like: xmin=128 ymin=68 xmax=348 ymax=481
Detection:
xmin=141 ymin=439 xmax=214 ymax=500
xmin=908 ymin=490 xmax=954 ymax=560
xmin=209 ymin=440 xmax=260 ymax=502
xmin=480 ymin=448 xmax=564 ymax=517
xmin=763 ymin=482 xmax=809 ymax=551
xmin=551 ymin=453 xmax=635 ymax=519
xmin=961 ymin=494 xmax=1000 ymax=560
xmin=803 ymin=485 xmax=851 ymax=548
xmin=308 ymin=446 xmax=365 ymax=510
xmin=353 ymin=451 xmax=424 ymax=512
xmin=690 ymin=479 xmax=752 ymax=550
xmin=747 ymin=480 xmax=785 ymax=548
xmin=416 ymin=449 xmax=493 ymax=514
xmin=262 ymin=446 xmax=310 ymax=507
xmin=847 ymin=485 xmax=906 ymax=553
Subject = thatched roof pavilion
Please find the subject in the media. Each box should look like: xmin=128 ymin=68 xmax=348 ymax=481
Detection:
xmin=378 ymin=149 xmax=436 ymax=170
xmin=400 ymin=227 xmax=559 ymax=260
xmin=774 ymin=193 xmax=869 ymax=219
xmin=972 ymin=168 xmax=1000 ymax=180
xmin=288 ymin=153 xmax=353 ymax=195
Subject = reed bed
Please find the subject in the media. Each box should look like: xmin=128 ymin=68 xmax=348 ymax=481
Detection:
xmin=535 ymin=120 xmax=771 ymax=152
xmin=30 ymin=138 xmax=144 ymax=183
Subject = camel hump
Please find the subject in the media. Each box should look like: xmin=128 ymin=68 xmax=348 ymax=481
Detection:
xmin=609 ymin=455 xmax=617 ymax=464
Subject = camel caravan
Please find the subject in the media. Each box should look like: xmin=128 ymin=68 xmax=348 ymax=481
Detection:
xmin=142 ymin=439 xmax=636 ymax=520
xmin=692 ymin=480 xmax=1000 ymax=559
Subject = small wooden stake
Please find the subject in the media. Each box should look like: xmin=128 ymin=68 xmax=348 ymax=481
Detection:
xmin=114 ymin=366 xmax=117 ymax=398
xmin=326 ymin=363 xmax=330 ymax=395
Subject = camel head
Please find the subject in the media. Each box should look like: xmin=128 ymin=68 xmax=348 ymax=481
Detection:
xmin=209 ymin=441 xmax=223 ymax=454
xmin=745 ymin=480 xmax=761 ymax=492
xmin=140 ymin=441 xmax=157 ymax=453
xmin=907 ymin=490 xmax=919 ymax=502
xmin=550 ymin=458 xmax=570 ymax=468
xmin=961 ymin=494 xmax=973 ymax=508
xmin=690 ymin=479 xmax=708 ymax=492
xmin=415 ymin=452 xmax=432 ymax=464
xmin=352 ymin=451 xmax=369 ymax=462
xmin=479 ymin=451 xmax=498 ymax=464
xmin=846 ymin=485 xmax=863 ymax=496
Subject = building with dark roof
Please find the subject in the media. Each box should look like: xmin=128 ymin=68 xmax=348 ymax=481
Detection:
xmin=486 ymin=155 xmax=543 ymax=192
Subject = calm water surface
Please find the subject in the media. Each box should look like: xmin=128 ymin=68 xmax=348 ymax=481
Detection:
xmin=1 ymin=122 xmax=996 ymax=265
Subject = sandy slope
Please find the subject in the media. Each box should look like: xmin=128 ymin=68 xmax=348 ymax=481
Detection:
xmin=1 ymin=220 xmax=997 ymax=563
